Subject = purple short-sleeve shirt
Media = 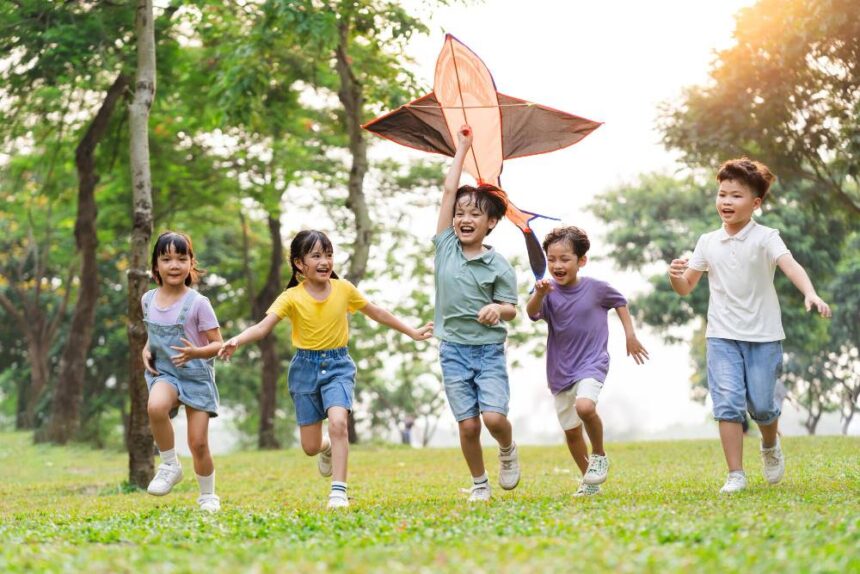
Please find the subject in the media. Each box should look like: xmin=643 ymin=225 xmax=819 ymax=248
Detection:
xmin=532 ymin=277 xmax=627 ymax=394
xmin=141 ymin=289 xmax=220 ymax=348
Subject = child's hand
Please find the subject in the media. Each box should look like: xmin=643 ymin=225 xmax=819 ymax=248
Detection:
xmin=218 ymin=338 xmax=239 ymax=361
xmin=626 ymin=336 xmax=649 ymax=365
xmin=668 ymin=258 xmax=688 ymax=279
xmin=169 ymin=338 xmax=200 ymax=367
xmin=457 ymin=124 xmax=473 ymax=148
xmin=411 ymin=321 xmax=434 ymax=341
xmin=142 ymin=347 xmax=159 ymax=375
xmin=805 ymin=295 xmax=832 ymax=318
xmin=477 ymin=303 xmax=501 ymax=326
xmin=534 ymin=278 xmax=553 ymax=295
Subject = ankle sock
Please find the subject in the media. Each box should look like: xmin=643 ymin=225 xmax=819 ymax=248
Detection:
xmin=472 ymin=472 xmax=489 ymax=487
xmin=196 ymin=471 xmax=215 ymax=495
xmin=159 ymin=448 xmax=178 ymax=467
xmin=330 ymin=481 xmax=347 ymax=498
xmin=499 ymin=442 xmax=515 ymax=456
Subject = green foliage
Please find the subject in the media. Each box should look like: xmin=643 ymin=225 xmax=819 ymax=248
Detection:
xmin=0 ymin=432 xmax=858 ymax=572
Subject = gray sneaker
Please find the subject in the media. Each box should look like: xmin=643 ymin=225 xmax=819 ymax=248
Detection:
xmin=498 ymin=442 xmax=521 ymax=490
xmin=760 ymin=439 xmax=785 ymax=484
xmin=582 ymin=454 xmax=609 ymax=485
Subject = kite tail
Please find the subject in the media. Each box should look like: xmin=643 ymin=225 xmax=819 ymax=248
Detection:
xmin=505 ymin=201 xmax=560 ymax=281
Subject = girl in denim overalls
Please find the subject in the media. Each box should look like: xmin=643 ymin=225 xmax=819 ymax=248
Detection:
xmin=142 ymin=231 xmax=224 ymax=512
xmin=219 ymin=230 xmax=433 ymax=509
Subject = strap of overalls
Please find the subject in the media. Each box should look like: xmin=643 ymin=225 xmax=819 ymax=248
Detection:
xmin=177 ymin=289 xmax=199 ymax=325
xmin=142 ymin=289 xmax=158 ymax=320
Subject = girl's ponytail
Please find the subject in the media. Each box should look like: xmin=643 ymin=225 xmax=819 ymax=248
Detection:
xmin=286 ymin=260 xmax=301 ymax=289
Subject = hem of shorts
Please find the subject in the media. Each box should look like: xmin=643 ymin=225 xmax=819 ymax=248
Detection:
xmin=749 ymin=413 xmax=780 ymax=425
xmin=713 ymin=415 xmax=747 ymax=424
xmin=479 ymin=406 xmax=508 ymax=417
xmin=453 ymin=410 xmax=481 ymax=422
xmin=560 ymin=420 xmax=583 ymax=431
xmin=181 ymin=401 xmax=219 ymax=418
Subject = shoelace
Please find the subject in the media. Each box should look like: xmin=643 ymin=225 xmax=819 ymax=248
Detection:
xmin=154 ymin=466 xmax=173 ymax=481
xmin=763 ymin=449 xmax=781 ymax=465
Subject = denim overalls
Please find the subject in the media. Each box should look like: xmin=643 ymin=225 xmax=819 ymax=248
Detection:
xmin=143 ymin=288 xmax=219 ymax=417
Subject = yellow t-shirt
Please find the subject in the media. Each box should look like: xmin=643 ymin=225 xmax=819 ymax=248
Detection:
xmin=266 ymin=279 xmax=368 ymax=350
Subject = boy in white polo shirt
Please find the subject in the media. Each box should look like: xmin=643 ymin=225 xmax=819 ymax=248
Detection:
xmin=668 ymin=158 xmax=831 ymax=494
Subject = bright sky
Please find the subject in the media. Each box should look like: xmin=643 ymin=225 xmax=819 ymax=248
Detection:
xmin=361 ymin=0 xmax=855 ymax=445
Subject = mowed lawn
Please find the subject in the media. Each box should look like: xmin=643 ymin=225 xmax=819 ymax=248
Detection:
xmin=0 ymin=432 xmax=857 ymax=573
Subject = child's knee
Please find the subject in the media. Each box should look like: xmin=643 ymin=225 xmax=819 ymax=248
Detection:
xmin=328 ymin=416 xmax=348 ymax=440
xmin=188 ymin=437 xmax=210 ymax=459
xmin=459 ymin=417 xmax=482 ymax=440
xmin=481 ymin=411 xmax=508 ymax=433
xmin=575 ymin=399 xmax=597 ymax=419
xmin=300 ymin=439 xmax=319 ymax=456
xmin=147 ymin=399 xmax=172 ymax=420
xmin=564 ymin=425 xmax=584 ymax=442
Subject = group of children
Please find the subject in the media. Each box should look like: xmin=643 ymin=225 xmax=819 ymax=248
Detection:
xmin=140 ymin=125 xmax=831 ymax=512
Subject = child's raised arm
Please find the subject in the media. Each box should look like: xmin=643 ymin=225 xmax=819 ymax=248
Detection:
xmin=218 ymin=314 xmax=281 ymax=360
xmin=436 ymin=125 xmax=473 ymax=235
xmin=668 ymin=257 xmax=703 ymax=296
xmin=614 ymin=305 xmax=649 ymax=365
xmin=360 ymin=302 xmax=433 ymax=341
xmin=776 ymin=254 xmax=832 ymax=317
xmin=526 ymin=278 xmax=553 ymax=320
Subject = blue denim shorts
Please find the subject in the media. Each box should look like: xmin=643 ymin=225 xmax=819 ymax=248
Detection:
xmin=145 ymin=362 xmax=219 ymax=418
xmin=288 ymin=347 xmax=356 ymax=426
xmin=706 ymin=338 xmax=783 ymax=424
xmin=439 ymin=341 xmax=510 ymax=421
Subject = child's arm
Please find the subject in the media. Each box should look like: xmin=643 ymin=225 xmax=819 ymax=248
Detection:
xmin=436 ymin=125 xmax=473 ymax=235
xmin=668 ymin=258 xmax=703 ymax=296
xmin=477 ymin=302 xmax=516 ymax=326
xmin=218 ymin=314 xmax=282 ymax=360
xmin=614 ymin=305 xmax=649 ymax=365
xmin=359 ymin=302 xmax=434 ymax=341
xmin=777 ymin=254 xmax=832 ymax=317
xmin=525 ymin=278 xmax=552 ymax=320
xmin=170 ymin=327 xmax=224 ymax=366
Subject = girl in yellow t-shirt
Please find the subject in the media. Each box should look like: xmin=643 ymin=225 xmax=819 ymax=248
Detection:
xmin=219 ymin=230 xmax=432 ymax=509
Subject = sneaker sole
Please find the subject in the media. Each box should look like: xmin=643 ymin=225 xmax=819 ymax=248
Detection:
xmin=499 ymin=477 xmax=520 ymax=490
xmin=581 ymin=474 xmax=607 ymax=485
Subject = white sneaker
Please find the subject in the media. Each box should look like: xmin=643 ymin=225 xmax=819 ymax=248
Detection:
xmin=719 ymin=471 xmax=747 ymax=494
xmin=761 ymin=439 xmax=785 ymax=484
xmin=197 ymin=493 xmax=221 ymax=513
xmin=327 ymin=492 xmax=349 ymax=509
xmin=147 ymin=463 xmax=183 ymax=496
xmin=582 ymin=454 xmax=609 ymax=485
xmin=318 ymin=438 xmax=333 ymax=478
xmin=468 ymin=483 xmax=491 ymax=502
xmin=574 ymin=482 xmax=601 ymax=497
xmin=498 ymin=442 xmax=521 ymax=490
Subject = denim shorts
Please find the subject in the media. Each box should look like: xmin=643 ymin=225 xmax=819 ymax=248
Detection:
xmin=439 ymin=341 xmax=510 ymax=421
xmin=145 ymin=362 xmax=219 ymax=418
xmin=288 ymin=347 xmax=356 ymax=426
xmin=706 ymin=338 xmax=783 ymax=424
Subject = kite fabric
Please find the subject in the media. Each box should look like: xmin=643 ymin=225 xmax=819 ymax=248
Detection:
xmin=362 ymin=34 xmax=602 ymax=279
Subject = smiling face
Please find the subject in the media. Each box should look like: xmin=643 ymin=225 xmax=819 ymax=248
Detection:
xmin=295 ymin=241 xmax=334 ymax=285
xmin=716 ymin=179 xmax=761 ymax=231
xmin=453 ymin=195 xmax=497 ymax=249
xmin=546 ymin=240 xmax=586 ymax=286
xmin=155 ymin=243 xmax=192 ymax=287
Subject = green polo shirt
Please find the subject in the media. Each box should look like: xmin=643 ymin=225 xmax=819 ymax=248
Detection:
xmin=433 ymin=226 xmax=519 ymax=344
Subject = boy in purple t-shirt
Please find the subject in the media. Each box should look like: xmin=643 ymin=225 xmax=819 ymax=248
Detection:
xmin=527 ymin=226 xmax=648 ymax=496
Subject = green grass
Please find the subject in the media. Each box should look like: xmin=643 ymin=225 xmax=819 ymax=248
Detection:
xmin=0 ymin=432 xmax=858 ymax=573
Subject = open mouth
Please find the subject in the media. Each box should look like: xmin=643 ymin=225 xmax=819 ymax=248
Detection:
xmin=458 ymin=225 xmax=475 ymax=235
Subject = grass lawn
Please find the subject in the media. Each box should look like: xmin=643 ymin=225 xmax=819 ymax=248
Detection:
xmin=0 ymin=432 xmax=858 ymax=573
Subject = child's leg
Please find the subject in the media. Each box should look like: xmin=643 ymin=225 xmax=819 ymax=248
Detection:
xmin=481 ymin=412 xmax=512 ymax=448
xmin=718 ymin=421 xmax=744 ymax=472
xmin=575 ymin=398 xmax=604 ymax=456
xmin=147 ymin=381 xmax=179 ymax=452
xmin=564 ymin=425 xmax=589 ymax=475
xmin=326 ymin=406 xmax=349 ymax=483
xmin=186 ymin=407 xmax=213 ymax=476
xmin=298 ymin=421 xmax=326 ymax=456
xmin=458 ymin=415 xmax=486 ymax=477
xmin=706 ymin=338 xmax=749 ymax=473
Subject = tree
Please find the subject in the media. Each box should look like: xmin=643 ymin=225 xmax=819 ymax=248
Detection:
xmin=127 ymin=0 xmax=156 ymax=487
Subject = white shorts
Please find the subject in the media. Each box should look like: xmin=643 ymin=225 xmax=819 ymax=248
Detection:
xmin=554 ymin=378 xmax=604 ymax=430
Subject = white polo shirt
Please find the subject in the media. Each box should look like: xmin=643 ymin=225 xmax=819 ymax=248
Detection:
xmin=688 ymin=219 xmax=790 ymax=342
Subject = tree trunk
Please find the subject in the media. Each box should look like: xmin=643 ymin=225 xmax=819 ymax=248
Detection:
xmin=127 ymin=0 xmax=156 ymax=488
xmin=22 ymin=338 xmax=51 ymax=429
xmin=45 ymin=73 xmax=129 ymax=445
xmin=253 ymin=214 xmax=284 ymax=449
xmin=335 ymin=19 xmax=371 ymax=445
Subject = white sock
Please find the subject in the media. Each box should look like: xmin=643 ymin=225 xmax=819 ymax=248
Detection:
xmin=499 ymin=442 xmax=515 ymax=455
xmin=330 ymin=480 xmax=347 ymax=498
xmin=196 ymin=471 xmax=215 ymax=495
xmin=473 ymin=472 xmax=489 ymax=487
xmin=159 ymin=448 xmax=178 ymax=467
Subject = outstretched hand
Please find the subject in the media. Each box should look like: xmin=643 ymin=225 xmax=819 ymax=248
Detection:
xmin=534 ymin=278 xmax=553 ymax=295
xmin=805 ymin=295 xmax=832 ymax=318
xmin=411 ymin=322 xmax=435 ymax=341
xmin=626 ymin=336 xmax=649 ymax=365
xmin=218 ymin=338 xmax=239 ymax=361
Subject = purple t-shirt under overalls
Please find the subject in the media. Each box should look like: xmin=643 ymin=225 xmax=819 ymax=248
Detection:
xmin=532 ymin=276 xmax=627 ymax=395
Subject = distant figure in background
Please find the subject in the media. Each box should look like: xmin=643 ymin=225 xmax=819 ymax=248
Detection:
xmin=401 ymin=414 xmax=416 ymax=445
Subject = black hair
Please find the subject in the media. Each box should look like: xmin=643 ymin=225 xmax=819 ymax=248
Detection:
xmin=454 ymin=184 xmax=507 ymax=235
xmin=286 ymin=230 xmax=340 ymax=289
xmin=150 ymin=231 xmax=203 ymax=286
xmin=716 ymin=158 xmax=776 ymax=201
xmin=543 ymin=226 xmax=590 ymax=258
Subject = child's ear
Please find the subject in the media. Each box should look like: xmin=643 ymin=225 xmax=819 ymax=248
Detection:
xmin=488 ymin=217 xmax=499 ymax=231
xmin=293 ymin=258 xmax=306 ymax=274
xmin=753 ymin=196 xmax=763 ymax=210
xmin=579 ymin=255 xmax=588 ymax=267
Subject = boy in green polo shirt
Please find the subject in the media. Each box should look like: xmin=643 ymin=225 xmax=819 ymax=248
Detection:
xmin=434 ymin=125 xmax=520 ymax=502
